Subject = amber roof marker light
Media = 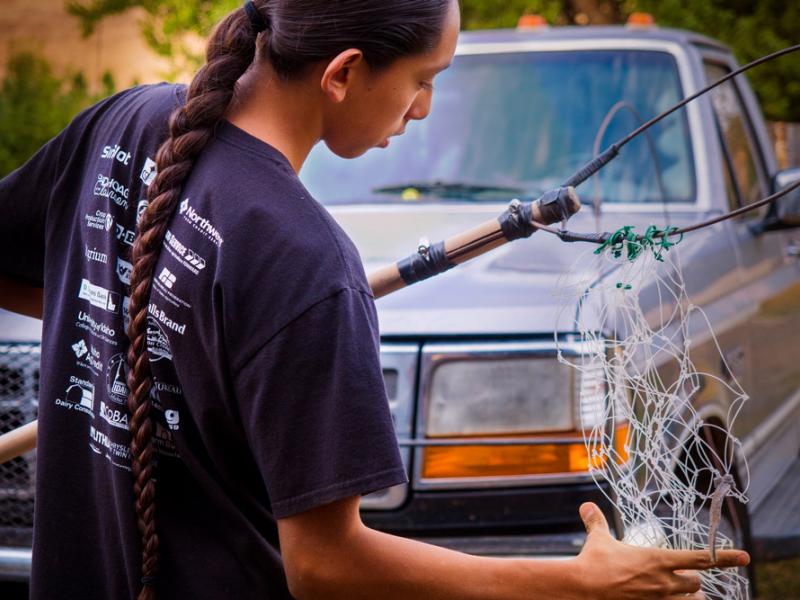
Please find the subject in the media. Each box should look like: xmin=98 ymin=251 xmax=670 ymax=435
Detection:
xmin=517 ymin=14 xmax=549 ymax=31
xmin=626 ymin=12 xmax=656 ymax=29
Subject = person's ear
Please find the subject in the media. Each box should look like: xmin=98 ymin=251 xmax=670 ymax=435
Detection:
xmin=320 ymin=49 xmax=365 ymax=103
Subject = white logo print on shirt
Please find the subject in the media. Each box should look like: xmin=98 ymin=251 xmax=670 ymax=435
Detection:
xmin=78 ymin=279 xmax=120 ymax=313
xmin=146 ymin=316 xmax=173 ymax=362
xmin=164 ymin=230 xmax=206 ymax=274
xmin=84 ymin=210 xmax=114 ymax=232
xmin=115 ymin=223 xmax=136 ymax=246
xmin=165 ymin=410 xmax=180 ymax=431
xmin=72 ymin=339 xmax=88 ymax=358
xmin=116 ymin=258 xmax=133 ymax=285
xmin=73 ymin=339 xmax=103 ymax=373
xmin=100 ymin=401 xmax=129 ymax=430
xmin=86 ymin=245 xmax=108 ymax=264
xmin=137 ymin=199 xmax=149 ymax=226
xmin=158 ymin=267 xmax=176 ymax=289
xmin=106 ymin=353 xmax=129 ymax=405
xmin=147 ymin=303 xmax=187 ymax=335
xmin=178 ymin=198 xmax=224 ymax=247
xmin=100 ymin=144 xmax=132 ymax=166
xmin=55 ymin=376 xmax=95 ymax=414
xmin=94 ymin=174 xmax=130 ymax=209
xmin=140 ymin=157 xmax=157 ymax=186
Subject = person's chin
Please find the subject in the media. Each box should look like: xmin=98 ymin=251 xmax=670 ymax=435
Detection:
xmin=326 ymin=139 xmax=373 ymax=159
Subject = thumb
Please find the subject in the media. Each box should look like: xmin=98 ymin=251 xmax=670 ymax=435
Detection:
xmin=579 ymin=502 xmax=610 ymax=537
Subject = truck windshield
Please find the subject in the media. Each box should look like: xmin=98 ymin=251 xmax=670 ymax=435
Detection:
xmin=301 ymin=49 xmax=696 ymax=205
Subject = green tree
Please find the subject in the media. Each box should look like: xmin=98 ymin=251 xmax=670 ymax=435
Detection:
xmin=65 ymin=0 xmax=799 ymax=120
xmin=460 ymin=1 xmax=565 ymax=29
xmin=460 ymin=0 xmax=623 ymax=28
xmin=66 ymin=0 xmax=238 ymax=75
xmin=624 ymin=0 xmax=800 ymax=122
xmin=0 ymin=53 xmax=115 ymax=177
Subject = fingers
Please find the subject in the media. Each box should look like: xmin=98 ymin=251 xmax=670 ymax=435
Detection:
xmin=579 ymin=502 xmax=610 ymax=537
xmin=711 ymin=549 xmax=750 ymax=569
xmin=670 ymin=570 xmax=702 ymax=594
xmin=661 ymin=548 xmax=749 ymax=570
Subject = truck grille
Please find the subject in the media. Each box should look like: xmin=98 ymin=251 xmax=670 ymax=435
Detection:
xmin=0 ymin=343 xmax=40 ymax=546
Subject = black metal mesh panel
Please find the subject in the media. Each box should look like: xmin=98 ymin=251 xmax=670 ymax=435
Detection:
xmin=0 ymin=343 xmax=40 ymax=546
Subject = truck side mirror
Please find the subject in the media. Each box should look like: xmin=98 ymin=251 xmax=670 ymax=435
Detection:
xmin=756 ymin=167 xmax=800 ymax=233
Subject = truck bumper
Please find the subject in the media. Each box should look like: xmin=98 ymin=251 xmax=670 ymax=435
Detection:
xmin=0 ymin=548 xmax=31 ymax=581
xmin=414 ymin=531 xmax=586 ymax=557
xmin=363 ymin=481 xmax=618 ymax=554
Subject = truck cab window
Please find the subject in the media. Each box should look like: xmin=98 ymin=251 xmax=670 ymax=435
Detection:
xmin=704 ymin=62 xmax=767 ymax=211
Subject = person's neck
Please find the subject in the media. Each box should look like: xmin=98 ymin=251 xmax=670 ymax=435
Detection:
xmin=225 ymin=62 xmax=322 ymax=174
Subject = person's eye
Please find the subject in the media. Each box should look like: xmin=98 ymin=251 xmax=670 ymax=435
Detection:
xmin=420 ymin=81 xmax=434 ymax=91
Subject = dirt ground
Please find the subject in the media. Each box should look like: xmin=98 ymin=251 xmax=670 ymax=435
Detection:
xmin=756 ymin=556 xmax=800 ymax=599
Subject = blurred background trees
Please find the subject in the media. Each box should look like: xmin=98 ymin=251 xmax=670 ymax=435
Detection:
xmin=62 ymin=0 xmax=800 ymax=121
xmin=1 ymin=0 xmax=798 ymax=176
xmin=0 ymin=53 xmax=114 ymax=176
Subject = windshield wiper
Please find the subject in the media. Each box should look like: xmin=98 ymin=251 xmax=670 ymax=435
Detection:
xmin=372 ymin=180 xmax=526 ymax=200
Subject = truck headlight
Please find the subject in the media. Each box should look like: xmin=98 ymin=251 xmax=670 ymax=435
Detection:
xmin=418 ymin=342 xmax=626 ymax=482
xmin=426 ymin=357 xmax=575 ymax=436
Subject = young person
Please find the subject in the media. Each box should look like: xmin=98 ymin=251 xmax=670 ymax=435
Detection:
xmin=0 ymin=1 xmax=748 ymax=598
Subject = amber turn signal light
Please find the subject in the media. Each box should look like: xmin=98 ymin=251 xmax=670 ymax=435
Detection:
xmin=422 ymin=425 xmax=630 ymax=479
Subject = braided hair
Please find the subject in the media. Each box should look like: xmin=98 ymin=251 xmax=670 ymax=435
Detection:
xmin=125 ymin=1 xmax=453 ymax=598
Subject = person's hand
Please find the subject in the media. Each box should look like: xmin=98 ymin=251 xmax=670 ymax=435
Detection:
xmin=573 ymin=502 xmax=749 ymax=600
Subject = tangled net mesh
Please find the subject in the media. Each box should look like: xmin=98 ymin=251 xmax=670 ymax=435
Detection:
xmin=555 ymin=228 xmax=750 ymax=599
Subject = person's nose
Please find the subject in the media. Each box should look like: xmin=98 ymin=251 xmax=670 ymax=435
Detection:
xmin=406 ymin=88 xmax=433 ymax=122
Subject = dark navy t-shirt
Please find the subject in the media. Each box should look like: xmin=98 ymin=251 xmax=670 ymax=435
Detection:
xmin=0 ymin=83 xmax=406 ymax=599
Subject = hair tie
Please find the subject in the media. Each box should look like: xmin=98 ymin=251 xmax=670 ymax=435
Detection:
xmin=244 ymin=0 xmax=269 ymax=33
xmin=141 ymin=575 xmax=157 ymax=586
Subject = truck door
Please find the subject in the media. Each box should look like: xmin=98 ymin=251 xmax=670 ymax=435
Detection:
xmin=702 ymin=55 xmax=800 ymax=507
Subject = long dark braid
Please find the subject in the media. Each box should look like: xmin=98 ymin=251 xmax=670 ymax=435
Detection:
xmin=125 ymin=1 xmax=452 ymax=597
xmin=125 ymin=6 xmax=262 ymax=599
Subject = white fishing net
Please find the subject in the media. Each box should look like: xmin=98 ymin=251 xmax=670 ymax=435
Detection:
xmin=555 ymin=229 xmax=751 ymax=599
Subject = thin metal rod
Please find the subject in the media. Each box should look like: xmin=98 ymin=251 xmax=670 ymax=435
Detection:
xmin=618 ymin=44 xmax=800 ymax=151
xmin=522 ymin=43 xmax=800 ymax=244
xmin=528 ymin=178 xmax=800 ymax=244
xmin=674 ymin=178 xmax=800 ymax=236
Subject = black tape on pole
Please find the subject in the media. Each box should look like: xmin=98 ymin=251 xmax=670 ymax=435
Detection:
xmin=397 ymin=240 xmax=454 ymax=286
xmin=499 ymin=186 xmax=577 ymax=241
xmin=499 ymin=199 xmax=536 ymax=241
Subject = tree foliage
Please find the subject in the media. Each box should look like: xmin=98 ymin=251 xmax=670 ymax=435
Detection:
xmin=0 ymin=53 xmax=115 ymax=177
xmin=66 ymin=0 xmax=238 ymax=75
xmin=624 ymin=0 xmax=800 ymax=122
xmin=63 ymin=0 xmax=800 ymax=121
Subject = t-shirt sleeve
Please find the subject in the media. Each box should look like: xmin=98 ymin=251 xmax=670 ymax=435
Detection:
xmin=233 ymin=286 xmax=407 ymax=519
xmin=0 ymin=87 xmax=147 ymax=286
xmin=0 ymin=130 xmax=66 ymax=285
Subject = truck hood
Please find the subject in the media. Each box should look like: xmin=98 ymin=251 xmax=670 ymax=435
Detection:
xmin=328 ymin=203 xmax=703 ymax=337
